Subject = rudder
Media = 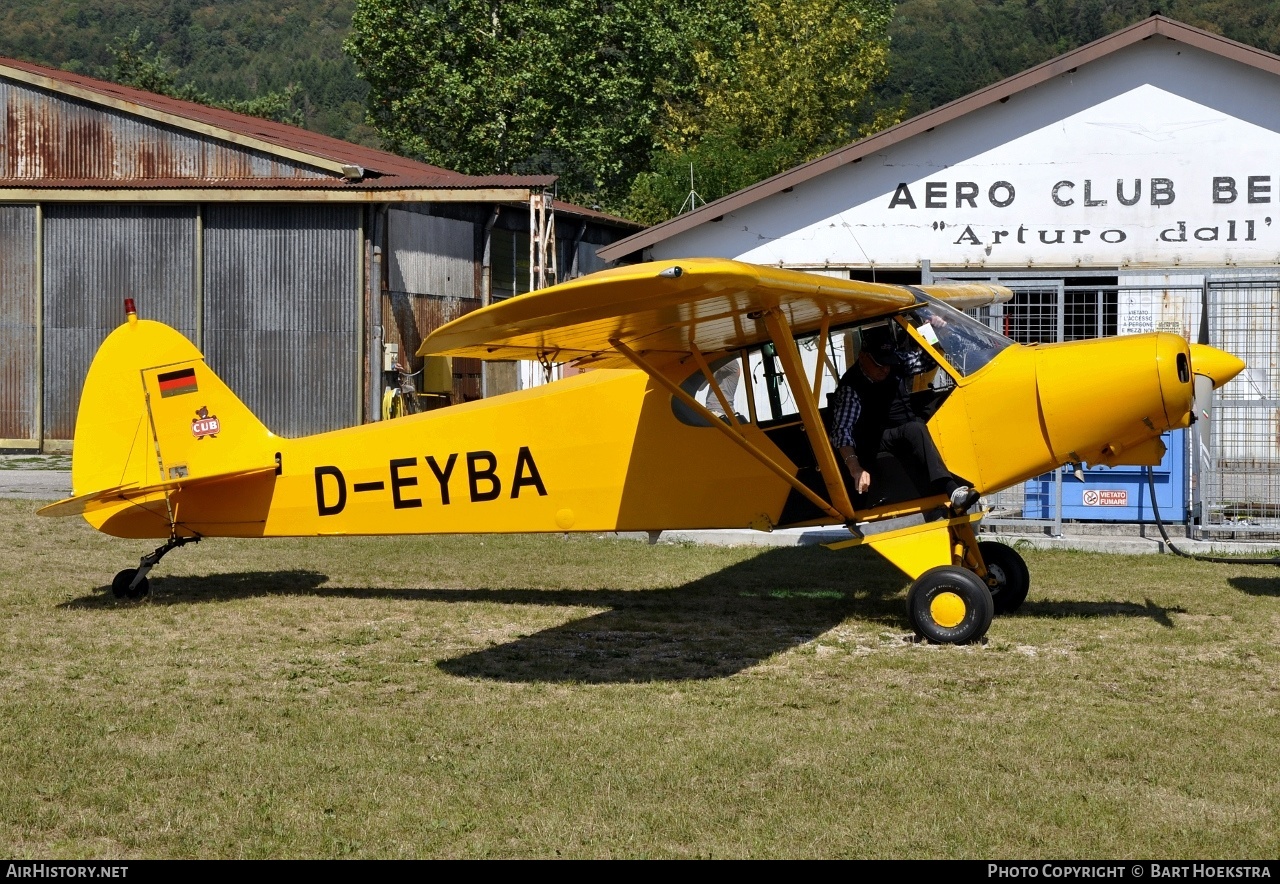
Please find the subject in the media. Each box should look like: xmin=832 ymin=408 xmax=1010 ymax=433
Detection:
xmin=71 ymin=316 xmax=277 ymax=498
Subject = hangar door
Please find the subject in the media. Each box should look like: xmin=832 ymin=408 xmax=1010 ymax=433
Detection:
xmin=0 ymin=205 xmax=37 ymax=445
xmin=203 ymin=205 xmax=361 ymax=437
xmin=383 ymin=208 xmax=481 ymax=405
xmin=42 ymin=204 xmax=198 ymax=442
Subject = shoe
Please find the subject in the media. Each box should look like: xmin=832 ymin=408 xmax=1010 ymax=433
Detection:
xmin=949 ymin=485 xmax=981 ymax=514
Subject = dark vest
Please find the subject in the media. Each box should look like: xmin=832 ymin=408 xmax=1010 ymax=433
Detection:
xmin=842 ymin=363 xmax=918 ymax=456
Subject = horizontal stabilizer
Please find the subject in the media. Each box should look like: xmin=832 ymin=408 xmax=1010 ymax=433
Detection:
xmin=38 ymin=464 xmax=278 ymax=518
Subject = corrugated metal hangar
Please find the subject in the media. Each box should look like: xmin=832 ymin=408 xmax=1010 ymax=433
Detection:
xmin=0 ymin=56 xmax=638 ymax=449
xmin=599 ymin=16 xmax=1280 ymax=538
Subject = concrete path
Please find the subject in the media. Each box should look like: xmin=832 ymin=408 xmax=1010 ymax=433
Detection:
xmin=0 ymin=455 xmax=72 ymax=502
xmin=0 ymin=470 xmax=72 ymax=502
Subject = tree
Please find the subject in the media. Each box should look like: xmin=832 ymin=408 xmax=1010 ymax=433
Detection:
xmin=624 ymin=128 xmax=800 ymax=225
xmin=345 ymin=0 xmax=743 ymax=210
xmin=106 ymin=31 xmax=303 ymax=126
xmin=346 ymin=0 xmax=895 ymax=219
xmin=665 ymin=0 xmax=894 ymax=153
xmin=876 ymin=1 xmax=1280 ymax=121
xmin=626 ymin=0 xmax=899 ymax=224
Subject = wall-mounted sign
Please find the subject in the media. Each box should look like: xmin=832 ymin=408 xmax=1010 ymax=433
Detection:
xmin=735 ymin=85 xmax=1280 ymax=268
xmin=1082 ymin=489 xmax=1129 ymax=506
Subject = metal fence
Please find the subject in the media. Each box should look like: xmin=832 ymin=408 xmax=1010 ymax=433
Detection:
xmin=938 ymin=272 xmax=1278 ymax=538
xmin=1202 ymin=279 xmax=1280 ymax=535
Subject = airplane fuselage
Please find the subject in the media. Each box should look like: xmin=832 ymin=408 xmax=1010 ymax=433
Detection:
xmin=77 ymin=318 xmax=1203 ymax=541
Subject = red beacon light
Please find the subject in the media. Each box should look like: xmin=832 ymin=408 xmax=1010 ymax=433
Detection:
xmin=124 ymin=298 xmax=138 ymax=326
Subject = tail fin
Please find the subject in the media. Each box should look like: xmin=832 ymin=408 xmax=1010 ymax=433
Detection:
xmin=43 ymin=316 xmax=279 ymax=529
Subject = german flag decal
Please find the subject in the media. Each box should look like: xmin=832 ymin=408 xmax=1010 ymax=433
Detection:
xmin=157 ymin=367 xmax=198 ymax=398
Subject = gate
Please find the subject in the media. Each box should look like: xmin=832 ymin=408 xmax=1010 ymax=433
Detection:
xmin=1201 ymin=278 xmax=1280 ymax=537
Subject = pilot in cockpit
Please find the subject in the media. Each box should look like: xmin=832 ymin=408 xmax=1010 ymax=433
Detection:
xmin=828 ymin=322 xmax=980 ymax=514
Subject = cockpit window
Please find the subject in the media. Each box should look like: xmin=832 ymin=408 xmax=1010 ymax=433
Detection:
xmin=674 ymin=354 xmax=746 ymax=426
xmin=907 ymin=294 xmax=1014 ymax=377
xmin=668 ymin=297 xmax=1010 ymax=426
xmin=673 ymin=334 xmax=851 ymax=427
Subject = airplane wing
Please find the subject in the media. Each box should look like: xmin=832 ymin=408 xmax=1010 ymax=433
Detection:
xmin=419 ymin=257 xmax=1010 ymax=363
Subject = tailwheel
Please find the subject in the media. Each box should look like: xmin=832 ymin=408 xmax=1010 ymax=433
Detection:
xmin=109 ymin=535 xmax=199 ymax=600
xmin=978 ymin=540 xmax=1030 ymax=615
xmin=907 ymin=565 xmax=993 ymax=644
xmin=111 ymin=568 xmax=150 ymax=600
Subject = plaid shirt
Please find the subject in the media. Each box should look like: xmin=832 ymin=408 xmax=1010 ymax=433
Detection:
xmin=829 ymin=348 xmax=928 ymax=452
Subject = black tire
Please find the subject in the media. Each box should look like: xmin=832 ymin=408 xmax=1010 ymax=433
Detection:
xmin=978 ymin=540 xmax=1030 ymax=615
xmin=111 ymin=568 xmax=149 ymax=600
xmin=907 ymin=565 xmax=994 ymax=644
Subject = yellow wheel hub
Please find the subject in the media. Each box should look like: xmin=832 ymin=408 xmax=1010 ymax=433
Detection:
xmin=930 ymin=591 xmax=968 ymax=628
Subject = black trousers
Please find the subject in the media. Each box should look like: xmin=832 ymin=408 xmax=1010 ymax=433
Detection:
xmin=876 ymin=420 xmax=955 ymax=490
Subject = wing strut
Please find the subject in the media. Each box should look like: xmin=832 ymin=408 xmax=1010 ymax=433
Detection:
xmin=811 ymin=315 xmax=832 ymax=399
xmin=687 ymin=342 xmax=742 ymax=428
xmin=761 ymin=309 xmax=857 ymax=521
xmin=609 ymin=337 xmax=846 ymax=523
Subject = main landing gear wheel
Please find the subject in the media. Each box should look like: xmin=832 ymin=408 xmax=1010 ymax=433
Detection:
xmin=907 ymin=565 xmax=994 ymax=644
xmin=111 ymin=568 xmax=150 ymax=600
xmin=978 ymin=540 xmax=1030 ymax=615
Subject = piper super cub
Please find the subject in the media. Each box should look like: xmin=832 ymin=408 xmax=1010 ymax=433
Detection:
xmin=40 ymin=258 xmax=1245 ymax=644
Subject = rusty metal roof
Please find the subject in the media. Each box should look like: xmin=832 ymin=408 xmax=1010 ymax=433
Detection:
xmin=4 ymin=175 xmax=559 ymax=191
xmin=598 ymin=15 xmax=1280 ymax=261
xmin=0 ymin=54 xmax=558 ymax=192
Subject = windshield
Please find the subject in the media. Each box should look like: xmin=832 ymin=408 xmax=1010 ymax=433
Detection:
xmin=906 ymin=295 xmax=1014 ymax=377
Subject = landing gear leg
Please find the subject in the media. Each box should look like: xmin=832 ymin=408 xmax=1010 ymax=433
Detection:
xmin=111 ymin=535 xmax=201 ymax=599
xmin=827 ymin=510 xmax=998 ymax=644
xmin=904 ymin=517 xmax=998 ymax=642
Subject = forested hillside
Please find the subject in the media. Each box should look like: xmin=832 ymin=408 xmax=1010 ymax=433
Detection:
xmin=883 ymin=0 xmax=1280 ymax=118
xmin=0 ymin=0 xmax=377 ymax=145
xmin=2 ymin=1 xmax=1279 ymax=215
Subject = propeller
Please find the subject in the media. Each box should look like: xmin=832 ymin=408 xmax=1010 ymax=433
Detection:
xmin=1187 ymin=345 xmax=1245 ymax=480
xmin=1192 ymin=372 xmax=1215 ymax=426
xmin=1187 ymin=343 xmax=1246 ymax=429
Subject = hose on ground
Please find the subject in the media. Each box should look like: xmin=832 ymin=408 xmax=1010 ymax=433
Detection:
xmin=1145 ymin=466 xmax=1280 ymax=564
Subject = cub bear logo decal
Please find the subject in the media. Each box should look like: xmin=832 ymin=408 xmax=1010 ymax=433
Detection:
xmin=191 ymin=405 xmax=221 ymax=440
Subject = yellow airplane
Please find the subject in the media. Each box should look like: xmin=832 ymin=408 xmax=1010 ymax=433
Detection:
xmin=39 ymin=258 xmax=1245 ymax=644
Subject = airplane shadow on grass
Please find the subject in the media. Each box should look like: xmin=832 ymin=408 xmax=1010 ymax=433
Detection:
xmin=1227 ymin=575 xmax=1280 ymax=597
xmin=1015 ymin=597 xmax=1184 ymax=628
xmin=60 ymin=569 xmax=333 ymax=609
xmin=436 ymin=546 xmax=905 ymax=683
xmin=60 ymin=546 xmax=1188 ymax=683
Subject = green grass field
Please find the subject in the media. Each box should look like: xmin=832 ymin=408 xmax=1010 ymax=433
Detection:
xmin=1 ymin=498 xmax=1276 ymax=858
